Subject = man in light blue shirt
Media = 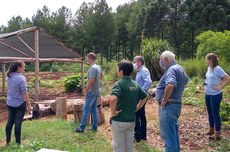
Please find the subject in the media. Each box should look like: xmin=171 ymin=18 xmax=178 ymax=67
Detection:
xmin=156 ymin=51 xmax=188 ymax=152
xmin=133 ymin=56 xmax=152 ymax=142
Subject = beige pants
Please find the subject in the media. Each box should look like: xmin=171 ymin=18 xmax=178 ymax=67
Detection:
xmin=111 ymin=120 xmax=135 ymax=152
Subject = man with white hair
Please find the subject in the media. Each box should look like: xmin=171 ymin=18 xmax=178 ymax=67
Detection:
xmin=156 ymin=50 xmax=189 ymax=152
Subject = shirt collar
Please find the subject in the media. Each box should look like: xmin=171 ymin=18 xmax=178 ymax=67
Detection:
xmin=122 ymin=76 xmax=131 ymax=79
xmin=166 ymin=61 xmax=176 ymax=70
xmin=137 ymin=65 xmax=144 ymax=72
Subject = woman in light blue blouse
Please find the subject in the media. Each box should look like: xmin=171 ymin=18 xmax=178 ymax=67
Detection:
xmin=204 ymin=53 xmax=230 ymax=140
xmin=5 ymin=60 xmax=31 ymax=145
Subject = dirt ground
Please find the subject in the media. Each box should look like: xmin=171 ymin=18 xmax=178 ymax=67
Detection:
xmin=0 ymin=72 xmax=229 ymax=151
xmin=1 ymin=97 xmax=230 ymax=151
xmin=100 ymin=98 xmax=230 ymax=151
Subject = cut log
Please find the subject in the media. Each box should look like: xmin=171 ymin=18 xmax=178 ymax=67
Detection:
xmin=51 ymin=101 xmax=74 ymax=114
xmin=32 ymin=104 xmax=55 ymax=119
xmin=55 ymin=97 xmax=67 ymax=120
xmin=100 ymin=95 xmax=110 ymax=107
xmin=73 ymin=98 xmax=105 ymax=125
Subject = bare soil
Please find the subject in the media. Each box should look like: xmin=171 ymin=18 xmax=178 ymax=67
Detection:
xmin=0 ymin=72 xmax=229 ymax=151
xmin=100 ymin=98 xmax=230 ymax=151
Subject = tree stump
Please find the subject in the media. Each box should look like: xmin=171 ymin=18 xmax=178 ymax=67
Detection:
xmin=55 ymin=97 xmax=67 ymax=120
xmin=97 ymin=96 xmax=105 ymax=125
xmin=74 ymin=103 xmax=84 ymax=124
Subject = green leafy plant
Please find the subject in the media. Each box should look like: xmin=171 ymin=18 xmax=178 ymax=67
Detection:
xmin=220 ymin=101 xmax=230 ymax=122
xmin=63 ymin=73 xmax=87 ymax=91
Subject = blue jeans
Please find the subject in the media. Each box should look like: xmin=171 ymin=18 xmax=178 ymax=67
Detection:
xmin=205 ymin=92 xmax=222 ymax=131
xmin=5 ymin=102 xmax=26 ymax=145
xmin=159 ymin=103 xmax=182 ymax=152
xmin=134 ymin=103 xmax=147 ymax=140
xmin=79 ymin=92 xmax=99 ymax=130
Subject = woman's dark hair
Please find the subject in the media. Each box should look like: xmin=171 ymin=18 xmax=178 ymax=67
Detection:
xmin=7 ymin=60 xmax=24 ymax=77
xmin=118 ymin=60 xmax=133 ymax=76
xmin=206 ymin=53 xmax=218 ymax=68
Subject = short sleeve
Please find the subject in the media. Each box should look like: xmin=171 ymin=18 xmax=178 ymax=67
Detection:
xmin=215 ymin=66 xmax=227 ymax=78
xmin=165 ymin=68 xmax=177 ymax=87
xmin=88 ymin=68 xmax=97 ymax=79
xmin=19 ymin=76 xmax=27 ymax=94
xmin=138 ymin=86 xmax=147 ymax=100
xmin=111 ymin=82 xmax=121 ymax=98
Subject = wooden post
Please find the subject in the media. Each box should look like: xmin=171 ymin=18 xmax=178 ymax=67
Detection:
xmin=34 ymin=28 xmax=40 ymax=102
xmin=81 ymin=61 xmax=85 ymax=95
xmin=2 ymin=63 xmax=6 ymax=94
xmin=55 ymin=97 xmax=67 ymax=120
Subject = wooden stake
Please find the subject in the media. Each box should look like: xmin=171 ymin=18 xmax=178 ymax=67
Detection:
xmin=34 ymin=29 xmax=40 ymax=102
xmin=55 ymin=97 xmax=67 ymax=120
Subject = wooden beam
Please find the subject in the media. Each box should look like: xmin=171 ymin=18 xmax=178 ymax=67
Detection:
xmin=0 ymin=57 xmax=83 ymax=63
xmin=34 ymin=29 xmax=40 ymax=102
xmin=17 ymin=35 xmax=35 ymax=53
xmin=0 ymin=41 xmax=32 ymax=57
xmin=81 ymin=61 xmax=85 ymax=95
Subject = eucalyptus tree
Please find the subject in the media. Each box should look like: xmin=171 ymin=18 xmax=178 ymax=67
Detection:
xmin=4 ymin=16 xmax=24 ymax=32
xmin=73 ymin=2 xmax=94 ymax=55
xmin=86 ymin=0 xmax=115 ymax=64
xmin=32 ymin=5 xmax=53 ymax=32
xmin=50 ymin=6 xmax=74 ymax=47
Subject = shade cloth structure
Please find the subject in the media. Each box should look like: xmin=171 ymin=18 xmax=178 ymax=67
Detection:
xmin=0 ymin=26 xmax=85 ymax=101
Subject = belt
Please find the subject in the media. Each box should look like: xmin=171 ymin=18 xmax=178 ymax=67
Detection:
xmin=158 ymin=99 xmax=181 ymax=104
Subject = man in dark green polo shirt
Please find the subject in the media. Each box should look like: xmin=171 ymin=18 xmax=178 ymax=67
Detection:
xmin=110 ymin=60 xmax=147 ymax=152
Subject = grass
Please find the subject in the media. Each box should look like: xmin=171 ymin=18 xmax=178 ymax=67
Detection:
xmin=0 ymin=119 xmax=113 ymax=152
xmin=0 ymin=118 xmax=159 ymax=152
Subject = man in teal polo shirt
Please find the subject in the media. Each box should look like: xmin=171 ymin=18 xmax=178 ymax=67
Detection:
xmin=109 ymin=60 xmax=147 ymax=152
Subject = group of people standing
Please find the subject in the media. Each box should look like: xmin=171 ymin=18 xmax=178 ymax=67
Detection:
xmin=5 ymin=51 xmax=230 ymax=152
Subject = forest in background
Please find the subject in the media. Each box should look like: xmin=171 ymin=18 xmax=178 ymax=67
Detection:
xmin=0 ymin=0 xmax=230 ymax=64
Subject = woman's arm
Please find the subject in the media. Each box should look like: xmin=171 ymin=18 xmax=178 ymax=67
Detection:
xmin=213 ymin=74 xmax=230 ymax=90
xmin=23 ymin=92 xmax=32 ymax=113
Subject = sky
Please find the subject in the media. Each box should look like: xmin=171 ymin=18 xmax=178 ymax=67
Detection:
xmin=0 ymin=0 xmax=132 ymax=26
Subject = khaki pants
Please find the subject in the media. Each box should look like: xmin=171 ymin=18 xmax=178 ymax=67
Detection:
xmin=111 ymin=120 xmax=135 ymax=152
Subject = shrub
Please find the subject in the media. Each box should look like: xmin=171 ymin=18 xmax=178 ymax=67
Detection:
xmin=100 ymin=59 xmax=118 ymax=81
xmin=220 ymin=101 xmax=230 ymax=122
xmin=179 ymin=59 xmax=206 ymax=78
xmin=40 ymin=63 xmax=52 ymax=71
xmin=63 ymin=73 xmax=87 ymax=91
xmin=142 ymin=38 xmax=172 ymax=81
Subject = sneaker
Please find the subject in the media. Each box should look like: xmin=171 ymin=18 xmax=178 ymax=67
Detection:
xmin=74 ymin=127 xmax=83 ymax=133
xmin=134 ymin=138 xmax=141 ymax=143
xmin=141 ymin=137 xmax=147 ymax=141
xmin=91 ymin=128 xmax=97 ymax=132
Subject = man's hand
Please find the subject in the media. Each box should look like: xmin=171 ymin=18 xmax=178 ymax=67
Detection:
xmin=84 ymin=91 xmax=88 ymax=99
xmin=27 ymin=105 xmax=32 ymax=114
xmin=161 ymin=98 xmax=167 ymax=108
xmin=111 ymin=110 xmax=122 ymax=117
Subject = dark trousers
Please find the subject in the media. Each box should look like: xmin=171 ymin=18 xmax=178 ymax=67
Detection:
xmin=205 ymin=92 xmax=222 ymax=131
xmin=134 ymin=103 xmax=147 ymax=140
xmin=5 ymin=102 xmax=26 ymax=145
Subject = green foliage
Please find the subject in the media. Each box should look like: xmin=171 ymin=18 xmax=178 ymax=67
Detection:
xmin=0 ymin=96 xmax=6 ymax=102
xmin=100 ymin=59 xmax=118 ymax=81
xmin=0 ymin=119 xmax=113 ymax=152
xmin=196 ymin=30 xmax=230 ymax=62
xmin=179 ymin=59 xmax=206 ymax=78
xmin=142 ymin=38 xmax=171 ymax=81
xmin=63 ymin=73 xmax=86 ymax=91
xmin=2 ymin=0 xmax=230 ymax=60
xmin=220 ymin=101 xmax=230 ymax=122
xmin=182 ymin=77 xmax=205 ymax=106
xmin=28 ymin=77 xmax=55 ymax=90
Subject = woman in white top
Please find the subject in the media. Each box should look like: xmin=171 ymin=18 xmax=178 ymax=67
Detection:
xmin=204 ymin=53 xmax=230 ymax=140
